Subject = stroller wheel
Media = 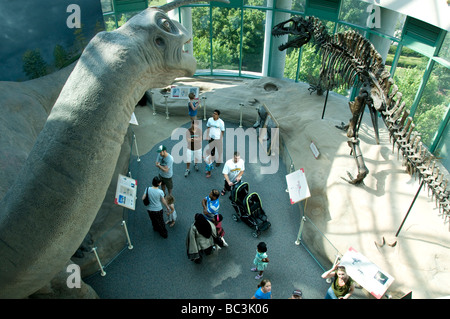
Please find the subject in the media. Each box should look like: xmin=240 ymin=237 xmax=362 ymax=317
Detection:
xmin=251 ymin=230 xmax=259 ymax=238
xmin=232 ymin=214 xmax=239 ymax=222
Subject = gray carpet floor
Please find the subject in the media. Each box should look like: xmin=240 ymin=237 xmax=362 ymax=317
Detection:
xmin=84 ymin=121 xmax=329 ymax=299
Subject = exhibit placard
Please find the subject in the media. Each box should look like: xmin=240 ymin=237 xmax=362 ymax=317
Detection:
xmin=170 ymin=86 xmax=199 ymax=99
xmin=339 ymin=247 xmax=395 ymax=299
xmin=129 ymin=112 xmax=138 ymax=125
xmin=114 ymin=174 xmax=137 ymax=210
xmin=286 ymin=168 xmax=311 ymax=204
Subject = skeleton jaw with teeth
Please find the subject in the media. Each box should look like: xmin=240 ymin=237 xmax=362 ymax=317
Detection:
xmin=272 ymin=16 xmax=314 ymax=51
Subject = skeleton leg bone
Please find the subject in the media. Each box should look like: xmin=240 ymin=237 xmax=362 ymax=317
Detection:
xmin=341 ymin=95 xmax=369 ymax=184
xmin=342 ymin=137 xmax=369 ymax=184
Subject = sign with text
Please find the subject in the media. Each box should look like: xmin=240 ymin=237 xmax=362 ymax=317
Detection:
xmin=114 ymin=174 xmax=137 ymax=210
xmin=170 ymin=86 xmax=199 ymax=99
xmin=340 ymin=247 xmax=395 ymax=299
xmin=286 ymin=168 xmax=310 ymax=204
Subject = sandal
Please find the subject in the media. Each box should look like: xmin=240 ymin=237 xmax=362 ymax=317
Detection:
xmin=221 ymin=189 xmax=226 ymax=196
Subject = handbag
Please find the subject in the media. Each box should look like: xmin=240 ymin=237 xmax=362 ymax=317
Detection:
xmin=143 ymin=187 xmax=149 ymax=206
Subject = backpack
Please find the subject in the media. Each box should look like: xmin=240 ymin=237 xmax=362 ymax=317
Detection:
xmin=143 ymin=188 xmax=149 ymax=206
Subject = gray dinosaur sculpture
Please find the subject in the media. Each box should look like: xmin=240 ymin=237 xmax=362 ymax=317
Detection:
xmin=0 ymin=0 xmax=228 ymax=298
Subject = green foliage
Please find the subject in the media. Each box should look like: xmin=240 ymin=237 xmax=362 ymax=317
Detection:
xmin=192 ymin=7 xmax=265 ymax=72
xmin=394 ymin=61 xmax=449 ymax=147
xmin=53 ymin=45 xmax=69 ymax=69
xmin=415 ymin=104 xmax=446 ymax=146
xmin=22 ymin=49 xmax=48 ymax=79
xmin=393 ymin=66 xmax=423 ymax=108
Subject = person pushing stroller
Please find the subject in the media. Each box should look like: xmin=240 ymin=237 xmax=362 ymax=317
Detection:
xmin=221 ymin=151 xmax=245 ymax=196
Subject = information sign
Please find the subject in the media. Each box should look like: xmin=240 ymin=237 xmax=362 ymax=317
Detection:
xmin=114 ymin=174 xmax=137 ymax=210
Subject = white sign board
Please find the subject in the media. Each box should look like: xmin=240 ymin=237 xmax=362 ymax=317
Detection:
xmin=114 ymin=174 xmax=137 ymax=210
xmin=170 ymin=86 xmax=199 ymax=99
xmin=310 ymin=141 xmax=320 ymax=159
xmin=286 ymin=168 xmax=311 ymax=204
xmin=340 ymin=247 xmax=395 ymax=299
xmin=129 ymin=112 xmax=138 ymax=125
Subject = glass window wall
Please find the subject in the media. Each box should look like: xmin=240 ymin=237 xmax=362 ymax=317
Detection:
xmin=391 ymin=46 xmax=428 ymax=112
xmin=192 ymin=6 xmax=212 ymax=72
xmin=433 ymin=116 xmax=450 ymax=169
xmin=439 ymin=32 xmax=450 ymax=63
xmin=101 ymin=0 xmax=449 ymax=167
xmin=414 ymin=62 xmax=450 ymax=147
xmin=338 ymin=0 xmax=370 ymax=28
xmin=211 ymin=7 xmax=241 ymax=73
xmin=241 ymin=8 xmax=266 ymax=74
xmin=291 ymin=0 xmax=306 ymax=13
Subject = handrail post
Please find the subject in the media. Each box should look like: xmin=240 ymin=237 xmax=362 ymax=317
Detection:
xmin=151 ymin=90 xmax=156 ymax=115
xmin=239 ymin=103 xmax=244 ymax=128
xmin=133 ymin=132 xmax=141 ymax=163
xmin=202 ymin=96 xmax=207 ymax=121
xmin=295 ymin=216 xmax=306 ymax=245
xmin=91 ymin=247 xmax=106 ymax=276
xmin=164 ymin=94 xmax=169 ymax=119
xmin=122 ymin=220 xmax=133 ymax=250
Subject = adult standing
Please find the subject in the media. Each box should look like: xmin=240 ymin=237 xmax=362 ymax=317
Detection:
xmin=205 ymin=109 xmax=225 ymax=168
xmin=187 ymin=92 xmax=199 ymax=121
xmin=185 ymin=120 xmax=202 ymax=177
xmin=142 ymin=176 xmax=170 ymax=238
xmin=321 ymin=264 xmax=355 ymax=299
xmin=221 ymin=151 xmax=245 ymax=196
xmin=155 ymin=144 xmax=174 ymax=196
xmin=186 ymin=213 xmax=218 ymax=264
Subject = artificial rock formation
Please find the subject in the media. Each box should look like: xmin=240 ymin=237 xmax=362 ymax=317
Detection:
xmin=0 ymin=0 xmax=228 ymax=298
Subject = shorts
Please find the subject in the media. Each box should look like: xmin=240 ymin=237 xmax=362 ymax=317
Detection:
xmin=186 ymin=148 xmax=202 ymax=163
xmin=159 ymin=174 xmax=173 ymax=190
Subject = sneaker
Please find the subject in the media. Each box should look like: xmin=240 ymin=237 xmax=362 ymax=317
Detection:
xmin=184 ymin=169 xmax=190 ymax=177
xmin=255 ymin=274 xmax=263 ymax=280
xmin=251 ymin=268 xmax=258 ymax=272
xmin=222 ymin=238 xmax=228 ymax=247
xmin=194 ymin=164 xmax=199 ymax=171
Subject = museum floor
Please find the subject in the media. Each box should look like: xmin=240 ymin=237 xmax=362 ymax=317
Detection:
xmin=84 ymin=120 xmax=332 ymax=299
xmin=85 ymin=76 xmax=450 ymax=299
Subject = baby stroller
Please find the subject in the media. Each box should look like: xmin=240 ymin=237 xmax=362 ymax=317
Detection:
xmin=230 ymin=181 xmax=271 ymax=238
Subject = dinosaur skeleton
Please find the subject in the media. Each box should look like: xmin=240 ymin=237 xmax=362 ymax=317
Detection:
xmin=272 ymin=16 xmax=450 ymax=220
xmin=273 ymin=16 xmax=393 ymax=184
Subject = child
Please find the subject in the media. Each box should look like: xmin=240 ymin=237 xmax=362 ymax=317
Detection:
xmin=165 ymin=195 xmax=176 ymax=227
xmin=251 ymin=279 xmax=272 ymax=299
xmin=204 ymin=154 xmax=215 ymax=178
xmin=251 ymin=242 xmax=269 ymax=279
